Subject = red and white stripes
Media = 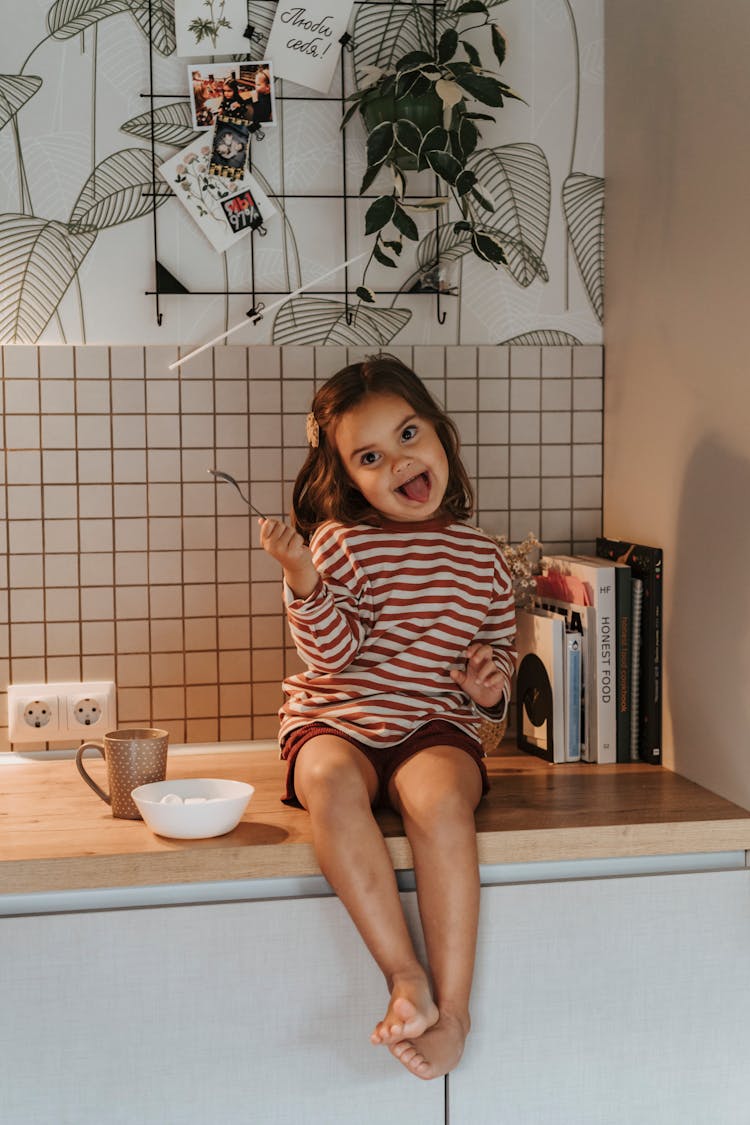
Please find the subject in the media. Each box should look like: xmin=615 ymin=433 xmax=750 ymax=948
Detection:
xmin=279 ymin=519 xmax=516 ymax=748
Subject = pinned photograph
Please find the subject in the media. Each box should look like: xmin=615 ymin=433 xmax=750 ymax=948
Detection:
xmin=159 ymin=141 xmax=276 ymax=253
xmin=189 ymin=62 xmax=276 ymax=130
xmin=176 ymin=0 xmax=253 ymax=58
xmin=209 ymin=116 xmax=251 ymax=179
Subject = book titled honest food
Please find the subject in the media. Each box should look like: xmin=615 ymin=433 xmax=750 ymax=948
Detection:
xmin=540 ymin=555 xmax=617 ymax=764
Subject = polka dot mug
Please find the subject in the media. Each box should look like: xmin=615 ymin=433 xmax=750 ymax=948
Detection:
xmin=76 ymin=729 xmax=169 ymax=820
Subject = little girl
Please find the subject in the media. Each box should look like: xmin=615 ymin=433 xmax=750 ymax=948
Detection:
xmin=259 ymin=355 xmax=516 ymax=1081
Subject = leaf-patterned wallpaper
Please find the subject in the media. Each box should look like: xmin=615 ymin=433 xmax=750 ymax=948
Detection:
xmin=0 ymin=0 xmax=603 ymax=346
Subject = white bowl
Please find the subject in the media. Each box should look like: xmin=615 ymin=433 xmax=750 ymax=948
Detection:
xmin=131 ymin=778 xmax=254 ymax=839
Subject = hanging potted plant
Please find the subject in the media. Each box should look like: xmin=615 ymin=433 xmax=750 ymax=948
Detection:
xmin=342 ymin=0 xmax=525 ymax=302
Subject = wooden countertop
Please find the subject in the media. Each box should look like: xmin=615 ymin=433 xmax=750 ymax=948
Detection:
xmin=2 ymin=746 xmax=750 ymax=895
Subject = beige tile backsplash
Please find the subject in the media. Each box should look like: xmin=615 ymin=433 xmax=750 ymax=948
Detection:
xmin=0 ymin=344 xmax=602 ymax=751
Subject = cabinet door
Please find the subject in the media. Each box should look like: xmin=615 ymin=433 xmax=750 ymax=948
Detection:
xmin=450 ymin=869 xmax=750 ymax=1124
xmin=0 ymin=893 xmax=443 ymax=1125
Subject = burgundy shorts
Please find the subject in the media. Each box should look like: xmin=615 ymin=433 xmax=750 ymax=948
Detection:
xmin=280 ymin=719 xmax=489 ymax=809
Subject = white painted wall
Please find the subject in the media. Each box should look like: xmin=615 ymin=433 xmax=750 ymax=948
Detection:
xmin=604 ymin=1 xmax=750 ymax=806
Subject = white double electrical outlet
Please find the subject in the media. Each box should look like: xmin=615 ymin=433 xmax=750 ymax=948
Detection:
xmin=7 ymin=682 xmax=117 ymax=745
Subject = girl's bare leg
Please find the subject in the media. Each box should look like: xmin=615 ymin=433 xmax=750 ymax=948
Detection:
xmin=293 ymin=736 xmax=439 ymax=1044
xmin=383 ymin=745 xmax=483 ymax=1080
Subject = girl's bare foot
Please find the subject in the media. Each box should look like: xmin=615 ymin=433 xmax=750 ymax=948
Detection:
xmin=388 ymin=1008 xmax=470 ymax=1080
xmin=370 ymin=966 xmax=439 ymax=1046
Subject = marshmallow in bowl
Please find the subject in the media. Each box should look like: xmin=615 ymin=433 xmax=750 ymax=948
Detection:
xmin=158 ymin=793 xmax=225 ymax=805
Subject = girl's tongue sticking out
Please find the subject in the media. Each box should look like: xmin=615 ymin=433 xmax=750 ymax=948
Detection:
xmin=399 ymin=472 xmax=431 ymax=502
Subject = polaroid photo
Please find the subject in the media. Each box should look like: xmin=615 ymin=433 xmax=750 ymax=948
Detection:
xmin=159 ymin=141 xmax=276 ymax=253
xmin=175 ymin=0 xmax=253 ymax=58
xmin=209 ymin=116 xmax=251 ymax=179
xmin=188 ymin=61 xmax=276 ymax=131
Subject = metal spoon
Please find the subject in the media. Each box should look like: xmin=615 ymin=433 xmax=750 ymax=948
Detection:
xmin=207 ymin=469 xmax=267 ymax=519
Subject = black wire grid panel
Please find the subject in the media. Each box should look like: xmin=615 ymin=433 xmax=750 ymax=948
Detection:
xmin=143 ymin=0 xmax=453 ymax=328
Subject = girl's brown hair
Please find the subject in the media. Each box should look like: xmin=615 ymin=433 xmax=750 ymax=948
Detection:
xmin=291 ymin=354 xmax=474 ymax=541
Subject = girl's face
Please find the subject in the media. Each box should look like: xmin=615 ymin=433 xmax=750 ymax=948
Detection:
xmin=333 ymin=393 xmax=449 ymax=523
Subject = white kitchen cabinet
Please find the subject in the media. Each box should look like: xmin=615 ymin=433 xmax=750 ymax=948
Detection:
xmin=452 ymin=868 xmax=750 ymax=1124
xmin=0 ymin=893 xmax=442 ymax=1125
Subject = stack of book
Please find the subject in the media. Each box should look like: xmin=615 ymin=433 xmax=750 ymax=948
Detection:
xmin=515 ymin=538 xmax=662 ymax=765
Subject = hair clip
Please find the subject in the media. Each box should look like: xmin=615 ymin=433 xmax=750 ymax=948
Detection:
xmin=306 ymin=412 xmax=320 ymax=448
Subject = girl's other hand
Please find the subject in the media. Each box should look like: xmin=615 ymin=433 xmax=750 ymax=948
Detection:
xmin=258 ymin=518 xmax=319 ymax=600
xmin=449 ymin=642 xmax=507 ymax=711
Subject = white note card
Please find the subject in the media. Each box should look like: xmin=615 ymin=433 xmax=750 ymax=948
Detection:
xmin=266 ymin=0 xmax=356 ymax=93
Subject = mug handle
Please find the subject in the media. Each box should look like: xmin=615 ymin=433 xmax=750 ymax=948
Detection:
xmin=76 ymin=742 xmax=111 ymax=805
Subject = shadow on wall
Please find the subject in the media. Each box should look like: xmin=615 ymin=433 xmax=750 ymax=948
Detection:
xmin=669 ymin=435 xmax=750 ymax=808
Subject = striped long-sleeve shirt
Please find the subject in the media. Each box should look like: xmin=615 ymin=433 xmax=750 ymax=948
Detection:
xmin=278 ymin=517 xmax=516 ymax=749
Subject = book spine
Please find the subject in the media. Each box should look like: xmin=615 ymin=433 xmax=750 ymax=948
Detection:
xmin=614 ymin=566 xmax=632 ymax=762
xmin=594 ymin=572 xmax=617 ymax=764
xmin=639 ymin=557 xmax=662 ymax=763
xmin=565 ymin=634 xmax=582 ymax=762
xmin=542 ymin=557 xmax=617 ymax=763
xmin=630 ymin=579 xmax=643 ymax=761
xmin=595 ymin=539 xmax=663 ymax=765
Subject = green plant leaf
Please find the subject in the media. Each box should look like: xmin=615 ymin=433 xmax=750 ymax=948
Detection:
xmin=402 ymin=196 xmax=448 ymax=211
xmin=373 ymin=242 xmax=397 ymax=268
xmin=435 ymin=78 xmax=463 ymax=111
xmin=437 ymin=28 xmax=458 ymax=64
xmin=395 ymin=50 xmax=435 ymax=72
xmin=356 ymin=285 xmax=376 ymax=303
xmin=395 ymin=118 xmax=423 ymax=156
xmin=341 ymin=99 xmax=362 ymax=129
xmin=453 ymin=221 xmax=472 ymax=233
xmin=396 ymin=71 xmax=431 ymax=99
xmin=418 ymin=125 xmax=448 ymax=158
xmin=359 ymin=164 xmax=381 ymax=195
xmin=471 ymin=180 xmax=496 ymax=211
xmin=461 ymin=40 xmax=481 ymax=67
xmin=0 ymin=214 xmax=96 ymax=343
xmin=454 ymin=1 xmax=490 ymax=13
xmin=491 ymin=24 xmax=507 ymax=67
xmin=0 ymin=75 xmax=42 ymax=130
xmin=383 ymin=239 xmax=403 ymax=255
xmin=471 ymin=230 xmax=507 ymax=265
xmin=272 ymin=297 xmax=411 ymax=346
xmin=426 ymin=148 xmax=462 ymax=185
xmin=454 ymin=72 xmax=506 ymax=107
xmin=455 ymin=169 xmax=477 ymax=196
xmin=455 ymin=116 xmax=479 ymax=160
xmin=392 ymin=205 xmax=419 ymax=241
xmin=391 ymin=164 xmax=407 ymax=200
xmin=562 ymin=172 xmax=604 ymax=323
xmin=69 ymin=148 xmax=170 ymax=232
xmin=464 ymin=111 xmax=496 ymax=122
xmin=365 ymin=194 xmax=396 ymax=235
xmin=120 ymin=101 xmax=201 ymax=148
xmin=366 ymin=121 xmax=395 ymax=167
